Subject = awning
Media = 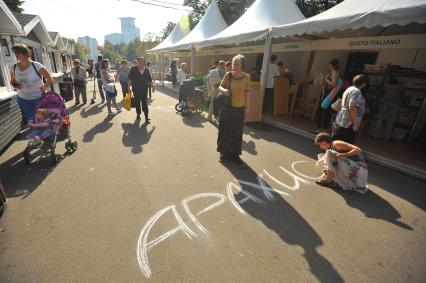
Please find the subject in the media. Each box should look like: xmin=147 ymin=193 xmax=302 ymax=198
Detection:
xmin=195 ymin=0 xmax=305 ymax=48
xmin=148 ymin=15 xmax=190 ymax=53
xmin=271 ymin=0 xmax=426 ymax=40
xmin=162 ymin=0 xmax=228 ymax=52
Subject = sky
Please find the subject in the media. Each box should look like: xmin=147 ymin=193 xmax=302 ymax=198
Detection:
xmin=22 ymin=0 xmax=189 ymax=45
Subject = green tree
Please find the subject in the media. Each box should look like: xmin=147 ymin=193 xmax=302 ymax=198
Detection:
xmin=160 ymin=21 xmax=176 ymax=40
xmin=296 ymin=0 xmax=343 ymax=18
xmin=74 ymin=42 xmax=90 ymax=61
xmin=4 ymin=0 xmax=24 ymax=13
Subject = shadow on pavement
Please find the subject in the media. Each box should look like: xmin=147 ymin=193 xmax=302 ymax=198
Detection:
xmin=83 ymin=116 xmax=114 ymax=143
xmin=80 ymin=103 xmax=107 ymax=119
xmin=181 ymin=114 xmax=208 ymax=128
xmin=221 ymin=161 xmax=345 ymax=283
xmin=0 ymin=150 xmax=54 ymax=199
xmin=332 ymin=187 xmax=413 ymax=230
xmin=121 ymin=119 xmax=155 ymax=154
xmin=244 ymin=123 xmax=426 ymax=212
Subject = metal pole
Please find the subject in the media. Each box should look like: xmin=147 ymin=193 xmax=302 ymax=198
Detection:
xmin=190 ymin=47 xmax=195 ymax=77
xmin=259 ymin=30 xmax=272 ymax=123
xmin=161 ymin=52 xmax=165 ymax=87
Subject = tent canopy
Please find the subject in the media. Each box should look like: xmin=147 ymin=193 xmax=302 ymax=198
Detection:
xmin=162 ymin=0 xmax=228 ymax=52
xmin=271 ymin=0 xmax=426 ymax=40
xmin=148 ymin=15 xmax=190 ymax=53
xmin=196 ymin=0 xmax=305 ymax=47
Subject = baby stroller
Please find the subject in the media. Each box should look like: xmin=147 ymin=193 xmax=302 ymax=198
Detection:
xmin=23 ymin=91 xmax=78 ymax=166
xmin=175 ymin=78 xmax=205 ymax=115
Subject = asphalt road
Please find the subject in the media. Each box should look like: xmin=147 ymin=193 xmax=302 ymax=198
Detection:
xmin=1 ymin=79 xmax=425 ymax=283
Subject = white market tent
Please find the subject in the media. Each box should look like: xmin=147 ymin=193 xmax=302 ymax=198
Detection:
xmin=149 ymin=15 xmax=190 ymax=53
xmin=161 ymin=0 xmax=228 ymax=52
xmin=271 ymin=0 xmax=426 ymax=39
xmin=196 ymin=0 xmax=305 ymax=48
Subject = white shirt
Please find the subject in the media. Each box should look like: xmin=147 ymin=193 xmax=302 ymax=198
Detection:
xmin=207 ymin=68 xmax=221 ymax=88
xmin=177 ymin=69 xmax=186 ymax=85
xmin=266 ymin=63 xmax=280 ymax=88
xmin=14 ymin=61 xmax=45 ymax=100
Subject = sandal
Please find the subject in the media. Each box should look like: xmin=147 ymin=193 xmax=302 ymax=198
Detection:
xmin=316 ymin=178 xmax=334 ymax=187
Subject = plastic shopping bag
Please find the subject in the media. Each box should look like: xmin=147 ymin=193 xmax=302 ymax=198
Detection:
xmin=124 ymin=93 xmax=131 ymax=111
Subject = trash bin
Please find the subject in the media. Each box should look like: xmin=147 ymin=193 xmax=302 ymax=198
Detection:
xmin=59 ymin=81 xmax=74 ymax=102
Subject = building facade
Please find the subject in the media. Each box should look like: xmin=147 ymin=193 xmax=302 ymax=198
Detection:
xmin=104 ymin=17 xmax=140 ymax=45
xmin=77 ymin=36 xmax=98 ymax=59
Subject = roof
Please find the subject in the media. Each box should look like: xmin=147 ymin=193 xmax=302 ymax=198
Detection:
xmin=0 ymin=0 xmax=24 ymax=35
xmin=13 ymin=12 xmax=37 ymax=27
xmin=12 ymin=12 xmax=53 ymax=45
xmin=196 ymin=0 xmax=305 ymax=47
xmin=149 ymin=15 xmax=191 ymax=53
xmin=271 ymin=0 xmax=426 ymax=39
xmin=160 ymin=1 xmax=228 ymax=52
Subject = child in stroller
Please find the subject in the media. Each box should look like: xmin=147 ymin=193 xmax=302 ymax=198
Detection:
xmin=26 ymin=108 xmax=53 ymax=142
xmin=23 ymin=91 xmax=78 ymax=166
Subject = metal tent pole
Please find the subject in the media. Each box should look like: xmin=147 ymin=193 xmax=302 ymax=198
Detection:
xmin=259 ymin=30 xmax=273 ymax=124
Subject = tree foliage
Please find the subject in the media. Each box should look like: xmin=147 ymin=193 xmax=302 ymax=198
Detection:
xmin=99 ymin=38 xmax=159 ymax=64
xmin=174 ymin=0 xmax=343 ymax=31
xmin=160 ymin=21 xmax=176 ymax=40
xmin=4 ymin=0 xmax=24 ymax=13
xmin=74 ymin=42 xmax=90 ymax=61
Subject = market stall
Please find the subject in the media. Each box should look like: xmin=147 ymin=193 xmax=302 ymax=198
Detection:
xmin=264 ymin=0 xmax=426 ymax=173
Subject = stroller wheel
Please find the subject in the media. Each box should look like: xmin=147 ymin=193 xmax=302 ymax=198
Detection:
xmin=65 ymin=142 xmax=72 ymax=152
xmin=175 ymin=102 xmax=182 ymax=113
xmin=23 ymin=149 xmax=31 ymax=165
xmin=51 ymin=152 xmax=58 ymax=164
xmin=71 ymin=141 xmax=78 ymax=151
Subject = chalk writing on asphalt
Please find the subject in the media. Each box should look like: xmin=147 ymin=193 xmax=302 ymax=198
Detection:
xmin=136 ymin=161 xmax=320 ymax=278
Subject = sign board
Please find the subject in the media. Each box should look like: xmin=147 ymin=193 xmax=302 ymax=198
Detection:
xmin=272 ymin=33 xmax=426 ymax=52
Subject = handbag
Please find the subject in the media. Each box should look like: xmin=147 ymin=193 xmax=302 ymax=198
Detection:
xmin=124 ymin=93 xmax=131 ymax=111
xmin=73 ymin=79 xmax=85 ymax=88
xmin=213 ymin=73 xmax=232 ymax=116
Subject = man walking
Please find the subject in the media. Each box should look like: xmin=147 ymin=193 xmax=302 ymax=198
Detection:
xmin=263 ymin=54 xmax=280 ymax=114
xmin=71 ymin=59 xmax=87 ymax=105
xmin=128 ymin=57 xmax=152 ymax=124
xmin=92 ymin=55 xmax=105 ymax=104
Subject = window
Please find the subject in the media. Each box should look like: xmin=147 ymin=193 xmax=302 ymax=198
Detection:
xmin=49 ymin=52 xmax=57 ymax=73
xmin=1 ymin=38 xmax=10 ymax=56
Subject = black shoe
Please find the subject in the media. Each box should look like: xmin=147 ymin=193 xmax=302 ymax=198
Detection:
xmin=136 ymin=115 xmax=141 ymax=120
xmin=145 ymin=118 xmax=151 ymax=124
xmin=219 ymin=154 xmax=231 ymax=163
xmin=75 ymin=101 xmax=80 ymax=106
xmin=101 ymin=99 xmax=105 ymax=104
xmin=90 ymin=99 xmax=95 ymax=105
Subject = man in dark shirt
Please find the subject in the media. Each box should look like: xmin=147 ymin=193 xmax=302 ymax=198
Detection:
xmin=128 ymin=57 xmax=152 ymax=123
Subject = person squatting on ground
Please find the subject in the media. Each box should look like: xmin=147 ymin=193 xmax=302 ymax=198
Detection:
xmin=71 ymin=59 xmax=88 ymax=106
xmin=315 ymin=133 xmax=368 ymax=194
xmin=10 ymin=44 xmax=54 ymax=124
xmin=92 ymin=55 xmax=106 ymax=104
xmin=333 ymin=74 xmax=367 ymax=144
xmin=207 ymin=61 xmax=226 ymax=121
xmin=128 ymin=57 xmax=152 ymax=124
xmin=100 ymin=59 xmax=121 ymax=116
xmin=217 ymin=54 xmax=251 ymax=165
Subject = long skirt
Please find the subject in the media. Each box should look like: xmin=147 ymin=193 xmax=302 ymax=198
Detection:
xmin=318 ymin=149 xmax=368 ymax=191
xmin=217 ymin=106 xmax=245 ymax=157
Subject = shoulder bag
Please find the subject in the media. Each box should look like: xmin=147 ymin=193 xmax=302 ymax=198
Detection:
xmin=213 ymin=72 xmax=232 ymax=116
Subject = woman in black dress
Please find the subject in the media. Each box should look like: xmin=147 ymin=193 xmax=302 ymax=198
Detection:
xmin=217 ymin=54 xmax=251 ymax=164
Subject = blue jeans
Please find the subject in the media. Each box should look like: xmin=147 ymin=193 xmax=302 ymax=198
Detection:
xmin=119 ymin=80 xmax=128 ymax=97
xmin=17 ymin=96 xmax=41 ymax=123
